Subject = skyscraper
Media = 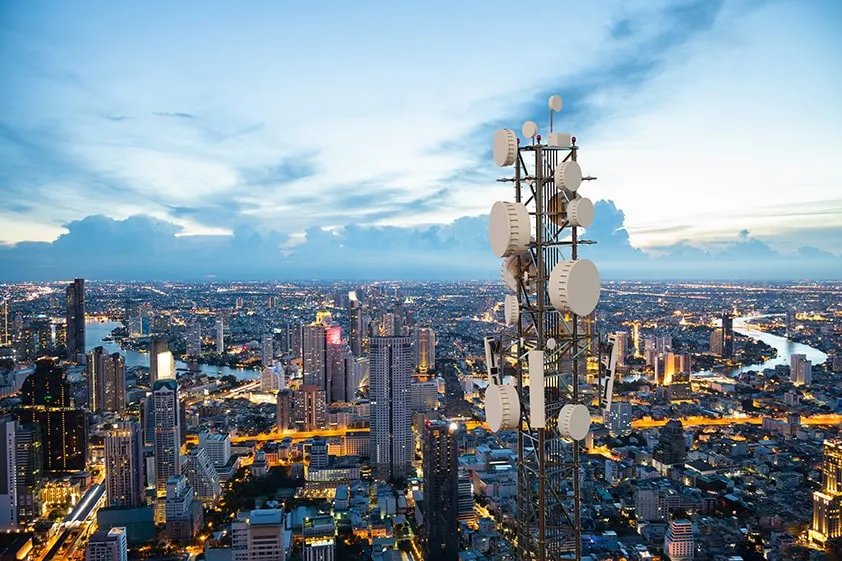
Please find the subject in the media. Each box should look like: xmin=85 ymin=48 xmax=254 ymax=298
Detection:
xmin=186 ymin=320 xmax=202 ymax=357
xmin=786 ymin=308 xmax=796 ymax=339
xmin=261 ymin=335 xmax=274 ymax=367
xmin=14 ymin=423 xmax=42 ymax=524
xmin=301 ymin=322 xmax=328 ymax=391
xmin=423 ymin=420 xmax=459 ymax=561
xmin=721 ymin=312 xmax=734 ymax=359
xmin=654 ymin=419 xmax=687 ymax=467
xmin=369 ymin=336 xmax=412 ymax=481
xmin=604 ymin=401 xmax=632 ymax=437
xmin=277 ymin=390 xmax=292 ymax=432
xmin=347 ymin=292 xmax=362 ymax=357
xmin=149 ymin=338 xmax=170 ymax=386
xmin=791 ymin=353 xmax=812 ymax=386
xmin=65 ymin=278 xmax=85 ymax=362
xmin=87 ymin=347 xmax=126 ymax=413
xmin=413 ymin=327 xmax=436 ymax=375
xmin=216 ymin=317 xmax=225 ymax=354
xmin=294 ymin=386 xmax=326 ymax=431
xmin=183 ymin=447 xmax=221 ymax=506
xmin=0 ymin=299 xmax=8 ymax=347
xmin=812 ymin=441 xmax=842 ymax=545
xmin=153 ymin=379 xmax=181 ymax=499
xmin=0 ymin=416 xmax=17 ymax=530
xmin=18 ymin=359 xmax=87 ymax=472
xmin=104 ymin=421 xmax=144 ymax=508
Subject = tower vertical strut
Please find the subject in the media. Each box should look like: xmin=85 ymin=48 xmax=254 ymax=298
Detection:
xmin=485 ymin=95 xmax=601 ymax=561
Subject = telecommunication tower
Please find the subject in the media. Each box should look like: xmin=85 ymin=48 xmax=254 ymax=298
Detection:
xmin=484 ymin=94 xmax=603 ymax=561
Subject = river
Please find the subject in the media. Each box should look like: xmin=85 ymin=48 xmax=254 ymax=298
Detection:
xmin=84 ymin=320 xmax=260 ymax=381
xmin=730 ymin=315 xmax=828 ymax=373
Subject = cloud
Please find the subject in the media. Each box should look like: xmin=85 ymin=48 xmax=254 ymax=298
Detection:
xmin=1 ymin=200 xmax=839 ymax=282
xmin=153 ymin=112 xmax=195 ymax=119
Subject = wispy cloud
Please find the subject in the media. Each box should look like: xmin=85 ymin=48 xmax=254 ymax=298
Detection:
xmin=153 ymin=111 xmax=195 ymax=119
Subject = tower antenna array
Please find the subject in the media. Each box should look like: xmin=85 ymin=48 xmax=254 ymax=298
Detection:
xmin=484 ymin=95 xmax=601 ymax=561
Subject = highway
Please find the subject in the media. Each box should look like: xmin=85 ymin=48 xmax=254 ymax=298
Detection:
xmin=41 ymin=482 xmax=106 ymax=561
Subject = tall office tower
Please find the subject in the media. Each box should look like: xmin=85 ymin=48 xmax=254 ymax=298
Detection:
xmin=261 ymin=335 xmax=274 ymax=366
xmin=631 ymin=322 xmax=640 ymax=357
xmin=791 ymin=353 xmax=813 ymax=386
xmin=277 ymin=390 xmax=292 ymax=432
xmin=153 ymin=379 xmax=181 ymax=498
xmin=654 ymin=419 xmax=687 ymax=466
xmin=65 ymin=278 xmax=85 ymax=362
xmin=378 ymin=313 xmax=398 ymax=337
xmin=302 ymin=322 xmax=328 ymax=391
xmin=303 ymin=515 xmax=336 ymax=561
xmin=0 ymin=299 xmax=8 ymax=347
xmin=247 ymin=509 xmax=286 ymax=561
xmin=325 ymin=326 xmax=344 ymax=402
xmin=141 ymin=395 xmax=155 ymax=447
xmin=613 ymin=331 xmax=628 ymax=366
xmin=347 ymin=292 xmax=362 ymax=357
xmin=85 ymin=527 xmax=128 ymax=561
xmin=14 ymin=423 xmax=42 ymax=524
xmin=664 ymin=519 xmax=694 ymax=561
xmin=149 ymin=338 xmax=170 ymax=386
xmin=54 ymin=322 xmax=66 ymax=348
xmin=87 ymin=347 xmax=126 ymax=413
xmin=812 ymin=441 xmax=842 ymax=545
xmin=413 ymin=327 xmax=436 ymax=375
xmin=720 ymin=312 xmax=734 ymax=359
xmin=0 ymin=416 xmax=17 ymax=530
xmin=18 ymin=359 xmax=87 ymax=472
xmin=216 ymin=317 xmax=225 ymax=353
xmin=183 ymin=447 xmax=221 ymax=506
xmin=104 ymin=421 xmax=144 ymax=507
xmin=164 ymin=475 xmax=203 ymax=543
xmin=328 ymin=346 xmax=353 ymax=404
xmin=186 ymin=320 xmax=202 ymax=357
xmin=786 ymin=308 xmax=797 ymax=339
xmin=156 ymin=351 xmax=175 ymax=383
xmin=294 ymin=386 xmax=327 ymax=431
xmin=198 ymin=431 xmax=231 ymax=467
xmin=603 ymin=401 xmax=632 ymax=437
xmin=369 ymin=337 xmax=412 ymax=481
xmin=423 ymin=420 xmax=459 ymax=561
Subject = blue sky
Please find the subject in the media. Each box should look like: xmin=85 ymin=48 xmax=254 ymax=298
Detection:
xmin=1 ymin=0 xmax=841 ymax=280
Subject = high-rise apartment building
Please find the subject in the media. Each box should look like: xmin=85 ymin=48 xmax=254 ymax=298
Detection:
xmin=198 ymin=431 xmax=231 ymax=467
xmin=149 ymin=338 xmax=169 ymax=386
xmin=711 ymin=313 xmax=734 ymax=359
xmin=85 ymin=527 xmax=128 ymax=561
xmin=786 ymin=308 xmax=796 ymax=339
xmin=261 ymin=334 xmax=274 ymax=366
xmin=613 ymin=331 xmax=627 ymax=367
xmin=664 ymin=519 xmax=694 ymax=560
xmin=413 ymin=327 xmax=436 ymax=375
xmin=65 ymin=278 xmax=85 ymax=362
xmin=811 ymin=441 xmax=842 ymax=545
xmin=164 ymin=475 xmax=203 ymax=543
xmin=277 ymin=390 xmax=292 ymax=432
xmin=186 ymin=320 xmax=202 ymax=357
xmin=791 ymin=353 xmax=812 ymax=386
xmin=294 ymin=386 xmax=327 ymax=431
xmin=153 ymin=379 xmax=181 ymax=498
xmin=249 ymin=509 xmax=286 ymax=561
xmin=18 ymin=359 xmax=87 ymax=472
xmin=0 ymin=416 xmax=17 ymax=530
xmin=14 ymin=423 xmax=42 ymax=524
xmin=87 ymin=347 xmax=126 ymax=413
xmin=0 ymin=300 xmax=8 ymax=347
xmin=301 ymin=322 xmax=328 ymax=391
xmin=423 ymin=420 xmax=459 ymax=561
xmin=183 ymin=447 xmax=221 ymax=506
xmin=604 ymin=401 xmax=632 ymax=437
xmin=369 ymin=337 xmax=412 ymax=481
xmin=347 ymin=292 xmax=362 ymax=357
xmin=216 ymin=318 xmax=225 ymax=354
xmin=104 ymin=421 xmax=144 ymax=508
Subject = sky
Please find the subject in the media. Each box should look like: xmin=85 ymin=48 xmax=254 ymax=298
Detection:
xmin=1 ymin=0 xmax=841 ymax=281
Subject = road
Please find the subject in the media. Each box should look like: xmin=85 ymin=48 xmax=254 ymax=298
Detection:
xmin=40 ymin=480 xmax=106 ymax=561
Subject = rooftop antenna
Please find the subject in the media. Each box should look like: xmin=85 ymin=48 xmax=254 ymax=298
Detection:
xmin=485 ymin=94 xmax=601 ymax=561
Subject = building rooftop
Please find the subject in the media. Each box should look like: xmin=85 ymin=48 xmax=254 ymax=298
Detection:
xmin=250 ymin=509 xmax=283 ymax=526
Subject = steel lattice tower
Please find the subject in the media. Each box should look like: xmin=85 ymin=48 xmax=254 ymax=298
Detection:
xmin=484 ymin=95 xmax=601 ymax=561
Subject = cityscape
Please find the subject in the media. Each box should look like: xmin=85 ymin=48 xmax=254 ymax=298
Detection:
xmin=0 ymin=279 xmax=840 ymax=560
xmin=1 ymin=1 xmax=841 ymax=561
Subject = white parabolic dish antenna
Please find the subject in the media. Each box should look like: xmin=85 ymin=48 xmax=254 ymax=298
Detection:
xmin=548 ymin=259 xmax=601 ymax=316
xmin=486 ymin=383 xmax=520 ymax=432
xmin=493 ymin=128 xmax=518 ymax=167
xmin=548 ymin=94 xmax=563 ymax=112
xmin=522 ymin=121 xmax=538 ymax=139
xmin=567 ymin=197 xmax=594 ymax=228
xmin=558 ymin=403 xmax=590 ymax=440
xmin=503 ymin=294 xmax=519 ymax=326
xmin=489 ymin=201 xmax=531 ymax=258
xmin=555 ymin=160 xmax=582 ymax=192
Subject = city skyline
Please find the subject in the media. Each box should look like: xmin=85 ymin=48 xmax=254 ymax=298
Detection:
xmin=1 ymin=0 xmax=841 ymax=282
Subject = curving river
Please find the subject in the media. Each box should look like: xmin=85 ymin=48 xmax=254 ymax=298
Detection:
xmin=731 ymin=315 xmax=828 ymax=372
xmin=85 ymin=320 xmax=260 ymax=381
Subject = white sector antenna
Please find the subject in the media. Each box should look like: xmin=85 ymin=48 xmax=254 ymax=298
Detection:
xmin=554 ymin=160 xmax=582 ymax=192
xmin=522 ymin=121 xmax=538 ymax=139
xmin=486 ymin=383 xmax=520 ymax=432
xmin=548 ymin=95 xmax=563 ymax=112
xmin=503 ymin=294 xmax=519 ymax=326
xmin=558 ymin=403 xmax=591 ymax=441
xmin=567 ymin=197 xmax=594 ymax=228
xmin=493 ymin=128 xmax=518 ymax=167
xmin=489 ymin=201 xmax=531 ymax=258
xmin=548 ymin=259 xmax=601 ymax=316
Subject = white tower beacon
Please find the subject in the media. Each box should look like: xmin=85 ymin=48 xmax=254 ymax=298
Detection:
xmin=483 ymin=94 xmax=606 ymax=561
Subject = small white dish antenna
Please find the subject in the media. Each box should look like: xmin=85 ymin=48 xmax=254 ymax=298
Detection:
xmin=558 ymin=403 xmax=590 ymax=440
xmin=486 ymin=383 xmax=520 ymax=432
xmin=493 ymin=128 xmax=518 ymax=167
xmin=548 ymin=259 xmax=601 ymax=316
xmin=546 ymin=338 xmax=557 ymax=350
xmin=567 ymin=197 xmax=594 ymax=228
xmin=548 ymin=95 xmax=563 ymax=112
xmin=555 ymin=160 xmax=582 ymax=192
xmin=489 ymin=201 xmax=531 ymax=258
xmin=522 ymin=121 xmax=538 ymax=139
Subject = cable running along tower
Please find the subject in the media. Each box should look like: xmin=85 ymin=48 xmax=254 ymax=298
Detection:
xmin=484 ymin=94 xmax=601 ymax=561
